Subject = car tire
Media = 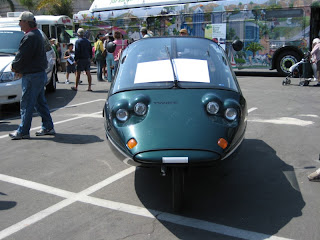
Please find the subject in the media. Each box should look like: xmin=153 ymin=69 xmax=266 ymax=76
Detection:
xmin=46 ymin=69 xmax=58 ymax=92
xmin=276 ymin=51 xmax=301 ymax=76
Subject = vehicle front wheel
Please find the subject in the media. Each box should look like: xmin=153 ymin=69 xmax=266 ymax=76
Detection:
xmin=276 ymin=51 xmax=300 ymax=76
xmin=46 ymin=70 xmax=57 ymax=92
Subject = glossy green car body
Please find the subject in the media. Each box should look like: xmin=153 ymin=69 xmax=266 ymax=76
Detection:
xmin=104 ymin=37 xmax=247 ymax=167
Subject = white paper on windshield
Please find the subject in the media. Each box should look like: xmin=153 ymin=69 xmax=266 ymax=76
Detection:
xmin=174 ymin=59 xmax=210 ymax=83
xmin=134 ymin=60 xmax=174 ymax=84
xmin=134 ymin=59 xmax=210 ymax=84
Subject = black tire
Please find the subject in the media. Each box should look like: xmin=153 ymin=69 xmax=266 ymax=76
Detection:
xmin=46 ymin=70 xmax=57 ymax=92
xmin=172 ymin=167 xmax=185 ymax=212
xmin=276 ymin=51 xmax=301 ymax=76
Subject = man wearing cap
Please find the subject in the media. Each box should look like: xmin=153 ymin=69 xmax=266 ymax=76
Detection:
xmin=140 ymin=27 xmax=151 ymax=38
xmin=9 ymin=11 xmax=55 ymax=140
xmin=72 ymin=28 xmax=92 ymax=91
xmin=179 ymin=29 xmax=188 ymax=36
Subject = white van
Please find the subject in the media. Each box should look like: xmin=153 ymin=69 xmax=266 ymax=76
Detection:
xmin=0 ymin=26 xmax=57 ymax=105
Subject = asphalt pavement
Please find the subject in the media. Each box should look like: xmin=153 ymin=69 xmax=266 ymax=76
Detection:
xmin=0 ymin=70 xmax=320 ymax=240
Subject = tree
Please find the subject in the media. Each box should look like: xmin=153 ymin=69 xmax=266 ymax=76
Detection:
xmin=37 ymin=0 xmax=73 ymax=17
xmin=0 ymin=0 xmax=15 ymax=11
xmin=245 ymin=42 xmax=264 ymax=57
xmin=19 ymin=0 xmax=38 ymax=12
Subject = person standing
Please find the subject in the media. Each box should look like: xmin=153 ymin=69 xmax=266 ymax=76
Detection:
xmin=64 ymin=43 xmax=76 ymax=84
xmin=9 ymin=11 xmax=55 ymax=140
xmin=71 ymin=28 xmax=92 ymax=91
xmin=94 ymin=33 xmax=106 ymax=81
xmin=311 ymin=38 xmax=320 ymax=86
xmin=104 ymin=33 xmax=115 ymax=82
xmin=113 ymin=31 xmax=128 ymax=73
xmin=140 ymin=27 xmax=152 ymax=38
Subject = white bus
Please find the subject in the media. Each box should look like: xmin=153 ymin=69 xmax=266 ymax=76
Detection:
xmin=0 ymin=13 xmax=73 ymax=66
xmin=74 ymin=0 xmax=320 ymax=76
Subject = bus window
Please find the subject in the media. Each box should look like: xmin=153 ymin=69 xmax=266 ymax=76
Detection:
xmin=51 ymin=25 xmax=56 ymax=39
xmin=42 ymin=25 xmax=50 ymax=38
xmin=57 ymin=25 xmax=70 ymax=44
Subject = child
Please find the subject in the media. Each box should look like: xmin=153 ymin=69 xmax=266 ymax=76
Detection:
xmin=64 ymin=43 xmax=76 ymax=84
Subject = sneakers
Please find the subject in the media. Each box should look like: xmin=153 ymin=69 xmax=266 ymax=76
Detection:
xmin=35 ymin=128 xmax=56 ymax=136
xmin=9 ymin=131 xmax=30 ymax=140
xmin=65 ymin=79 xmax=70 ymax=84
xmin=308 ymin=168 xmax=320 ymax=182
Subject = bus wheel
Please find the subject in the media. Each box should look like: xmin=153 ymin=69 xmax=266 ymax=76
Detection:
xmin=276 ymin=51 xmax=300 ymax=76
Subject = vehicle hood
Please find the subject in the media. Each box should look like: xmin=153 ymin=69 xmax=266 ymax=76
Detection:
xmin=0 ymin=56 xmax=14 ymax=72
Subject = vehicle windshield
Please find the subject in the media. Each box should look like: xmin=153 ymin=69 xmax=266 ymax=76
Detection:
xmin=0 ymin=30 xmax=23 ymax=54
xmin=112 ymin=37 xmax=239 ymax=94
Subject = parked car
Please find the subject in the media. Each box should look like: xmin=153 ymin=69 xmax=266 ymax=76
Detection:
xmin=104 ymin=36 xmax=247 ymax=211
xmin=0 ymin=26 xmax=57 ymax=105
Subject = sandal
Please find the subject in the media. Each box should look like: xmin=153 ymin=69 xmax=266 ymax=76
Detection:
xmin=71 ymin=87 xmax=77 ymax=91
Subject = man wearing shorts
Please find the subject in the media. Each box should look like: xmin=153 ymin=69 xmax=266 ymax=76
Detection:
xmin=71 ymin=28 xmax=92 ymax=91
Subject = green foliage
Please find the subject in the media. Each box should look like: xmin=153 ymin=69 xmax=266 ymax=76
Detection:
xmin=37 ymin=0 xmax=73 ymax=18
xmin=19 ymin=0 xmax=37 ymax=11
xmin=245 ymin=42 xmax=264 ymax=57
xmin=235 ymin=57 xmax=245 ymax=65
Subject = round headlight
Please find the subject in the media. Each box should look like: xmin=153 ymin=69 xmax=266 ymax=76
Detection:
xmin=206 ymin=101 xmax=219 ymax=115
xmin=225 ymin=108 xmax=237 ymax=121
xmin=116 ymin=109 xmax=129 ymax=122
xmin=134 ymin=102 xmax=147 ymax=116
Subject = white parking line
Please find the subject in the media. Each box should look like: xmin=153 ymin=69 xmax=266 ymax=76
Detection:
xmin=0 ymin=169 xmax=292 ymax=240
xmin=0 ymin=111 xmax=102 ymax=139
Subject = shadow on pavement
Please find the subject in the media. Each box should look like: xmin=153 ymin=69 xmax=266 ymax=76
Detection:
xmin=134 ymin=139 xmax=305 ymax=239
xmin=33 ymin=133 xmax=104 ymax=144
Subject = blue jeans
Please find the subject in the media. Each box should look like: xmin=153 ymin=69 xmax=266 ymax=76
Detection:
xmin=17 ymin=71 xmax=54 ymax=135
xmin=96 ymin=59 xmax=105 ymax=81
xmin=106 ymin=53 xmax=114 ymax=82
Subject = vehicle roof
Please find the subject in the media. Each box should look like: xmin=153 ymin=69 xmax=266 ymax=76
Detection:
xmin=0 ymin=26 xmax=22 ymax=31
xmin=0 ymin=15 xmax=72 ymax=26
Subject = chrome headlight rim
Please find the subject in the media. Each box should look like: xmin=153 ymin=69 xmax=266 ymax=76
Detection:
xmin=134 ymin=102 xmax=147 ymax=116
xmin=206 ymin=101 xmax=220 ymax=115
xmin=116 ymin=109 xmax=129 ymax=122
xmin=225 ymin=108 xmax=238 ymax=121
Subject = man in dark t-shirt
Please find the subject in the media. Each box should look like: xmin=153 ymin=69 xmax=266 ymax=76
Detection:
xmin=71 ymin=28 xmax=92 ymax=91
xmin=9 ymin=11 xmax=55 ymax=140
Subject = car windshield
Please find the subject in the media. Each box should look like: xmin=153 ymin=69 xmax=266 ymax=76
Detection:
xmin=0 ymin=30 xmax=23 ymax=54
xmin=112 ymin=37 xmax=239 ymax=94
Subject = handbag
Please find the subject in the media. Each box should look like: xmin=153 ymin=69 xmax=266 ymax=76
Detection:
xmin=94 ymin=42 xmax=104 ymax=61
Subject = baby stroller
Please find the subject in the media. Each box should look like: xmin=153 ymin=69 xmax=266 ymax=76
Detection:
xmin=282 ymin=51 xmax=316 ymax=86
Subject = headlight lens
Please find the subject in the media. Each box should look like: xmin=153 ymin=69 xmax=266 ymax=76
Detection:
xmin=0 ymin=72 xmax=21 ymax=83
xmin=116 ymin=109 xmax=129 ymax=122
xmin=134 ymin=102 xmax=147 ymax=116
xmin=225 ymin=108 xmax=237 ymax=121
xmin=206 ymin=101 xmax=219 ymax=115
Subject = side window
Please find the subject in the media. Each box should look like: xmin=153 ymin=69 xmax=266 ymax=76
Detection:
xmin=40 ymin=31 xmax=53 ymax=52
xmin=41 ymin=24 xmax=50 ymax=38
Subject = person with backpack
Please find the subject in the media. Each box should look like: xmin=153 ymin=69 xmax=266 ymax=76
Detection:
xmin=104 ymin=33 xmax=115 ymax=82
xmin=94 ymin=33 xmax=106 ymax=82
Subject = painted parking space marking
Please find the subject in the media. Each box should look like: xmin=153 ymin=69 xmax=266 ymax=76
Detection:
xmin=248 ymin=117 xmax=314 ymax=126
xmin=0 ymin=169 xmax=292 ymax=240
xmin=0 ymin=111 xmax=102 ymax=139
xmin=248 ymin=107 xmax=258 ymax=113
